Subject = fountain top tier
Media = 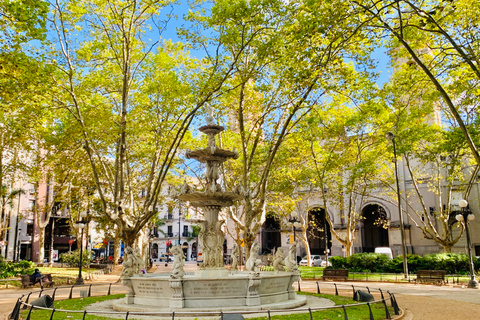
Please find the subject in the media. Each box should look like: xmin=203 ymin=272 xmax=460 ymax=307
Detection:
xmin=175 ymin=107 xmax=245 ymax=207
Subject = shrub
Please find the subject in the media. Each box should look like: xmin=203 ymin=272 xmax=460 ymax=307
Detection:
xmin=329 ymin=256 xmax=347 ymax=269
xmin=336 ymin=252 xmax=477 ymax=274
xmin=345 ymin=253 xmax=391 ymax=272
xmin=60 ymin=250 xmax=93 ymax=267
xmin=0 ymin=255 xmax=35 ymax=278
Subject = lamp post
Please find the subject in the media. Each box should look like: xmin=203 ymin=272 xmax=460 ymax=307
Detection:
xmin=456 ymin=200 xmax=479 ymax=289
xmin=289 ymin=217 xmax=301 ymax=242
xmin=386 ymin=132 xmax=409 ymax=279
xmin=289 ymin=217 xmax=302 ymax=264
xmin=73 ymin=211 xmax=87 ymax=285
xmin=103 ymin=239 xmax=109 ymax=261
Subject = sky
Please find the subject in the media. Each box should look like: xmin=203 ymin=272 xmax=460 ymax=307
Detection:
xmin=158 ymin=1 xmax=393 ymax=87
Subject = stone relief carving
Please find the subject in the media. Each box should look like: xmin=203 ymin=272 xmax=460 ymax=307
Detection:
xmin=170 ymin=245 xmax=186 ymax=279
xmin=198 ymin=220 xmax=225 ymax=268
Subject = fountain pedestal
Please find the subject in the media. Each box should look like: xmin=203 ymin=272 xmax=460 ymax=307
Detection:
xmin=114 ymin=271 xmax=304 ymax=312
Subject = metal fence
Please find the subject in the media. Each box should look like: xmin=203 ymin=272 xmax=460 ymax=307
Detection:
xmin=9 ymin=281 xmax=400 ymax=320
xmin=299 ymin=270 xmax=472 ymax=284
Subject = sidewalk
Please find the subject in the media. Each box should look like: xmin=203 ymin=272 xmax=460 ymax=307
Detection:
xmin=0 ymin=267 xmax=124 ymax=320
xmin=2 ymin=264 xmax=479 ymax=320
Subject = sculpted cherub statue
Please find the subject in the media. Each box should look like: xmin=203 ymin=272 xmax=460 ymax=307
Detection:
xmin=121 ymin=247 xmax=135 ymax=278
xmin=170 ymin=245 xmax=186 ymax=279
xmin=273 ymin=248 xmax=286 ymax=272
xmin=284 ymin=241 xmax=298 ymax=272
xmin=246 ymin=242 xmax=262 ymax=273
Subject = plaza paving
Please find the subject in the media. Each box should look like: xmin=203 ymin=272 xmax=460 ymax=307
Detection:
xmin=0 ymin=262 xmax=479 ymax=319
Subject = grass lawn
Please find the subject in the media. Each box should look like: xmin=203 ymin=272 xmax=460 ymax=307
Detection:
xmin=21 ymin=291 xmax=394 ymax=320
xmin=21 ymin=294 xmax=126 ymax=320
xmin=27 ymin=267 xmax=100 ymax=286
xmin=297 ymin=266 xmax=471 ymax=284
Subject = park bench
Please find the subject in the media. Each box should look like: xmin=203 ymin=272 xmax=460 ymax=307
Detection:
xmin=20 ymin=274 xmax=55 ymax=288
xmin=322 ymin=269 xmax=349 ymax=281
xmin=415 ymin=270 xmax=446 ymax=285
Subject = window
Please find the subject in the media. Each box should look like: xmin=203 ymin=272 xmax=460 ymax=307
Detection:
xmin=26 ymin=223 xmax=34 ymax=236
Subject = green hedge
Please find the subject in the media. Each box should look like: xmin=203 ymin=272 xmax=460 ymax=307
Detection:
xmin=59 ymin=250 xmax=93 ymax=267
xmin=329 ymin=252 xmax=479 ymax=274
xmin=0 ymin=255 xmax=35 ymax=278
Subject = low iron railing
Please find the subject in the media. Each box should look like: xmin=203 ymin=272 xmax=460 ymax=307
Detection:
xmin=10 ymin=281 xmax=400 ymax=320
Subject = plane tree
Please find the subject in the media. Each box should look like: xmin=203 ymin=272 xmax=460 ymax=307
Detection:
xmin=352 ymin=0 xmax=480 ymax=166
xmin=46 ymin=0 xmax=275 ymax=252
xmin=209 ymin=0 xmax=381 ymax=259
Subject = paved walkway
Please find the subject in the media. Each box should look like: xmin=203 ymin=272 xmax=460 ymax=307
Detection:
xmin=1 ymin=263 xmax=479 ymax=319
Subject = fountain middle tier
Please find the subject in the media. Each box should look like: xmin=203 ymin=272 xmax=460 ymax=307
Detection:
xmin=177 ymin=191 xmax=244 ymax=208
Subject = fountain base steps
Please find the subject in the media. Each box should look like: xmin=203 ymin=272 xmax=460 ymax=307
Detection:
xmin=118 ymin=271 xmax=305 ymax=311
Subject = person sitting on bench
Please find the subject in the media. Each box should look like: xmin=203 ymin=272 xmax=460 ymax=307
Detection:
xmin=31 ymin=269 xmax=43 ymax=289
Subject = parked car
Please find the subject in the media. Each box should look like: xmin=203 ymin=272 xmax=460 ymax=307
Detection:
xmin=375 ymin=247 xmax=393 ymax=259
xmin=159 ymin=253 xmax=174 ymax=262
xmin=320 ymin=259 xmax=332 ymax=267
xmin=299 ymin=255 xmax=323 ymax=266
xmin=197 ymin=252 xmax=203 ymax=266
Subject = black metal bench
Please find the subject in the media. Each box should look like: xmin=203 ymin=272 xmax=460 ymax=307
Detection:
xmin=322 ymin=269 xmax=349 ymax=281
xmin=416 ymin=270 xmax=446 ymax=285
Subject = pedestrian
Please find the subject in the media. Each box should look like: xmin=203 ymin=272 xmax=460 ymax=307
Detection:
xmin=31 ymin=268 xmax=43 ymax=289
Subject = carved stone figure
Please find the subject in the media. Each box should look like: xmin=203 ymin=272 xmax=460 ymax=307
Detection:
xmin=205 ymin=106 xmax=216 ymax=126
xmin=246 ymin=242 xmax=262 ymax=274
xmin=121 ymin=247 xmax=135 ymax=278
xmin=231 ymin=244 xmax=239 ymax=271
xmin=133 ymin=247 xmax=146 ymax=272
xmin=121 ymin=247 xmax=144 ymax=278
xmin=284 ymin=242 xmax=298 ymax=272
xmin=180 ymin=181 xmax=193 ymax=194
xmin=273 ymin=248 xmax=286 ymax=272
xmin=170 ymin=245 xmax=186 ymax=279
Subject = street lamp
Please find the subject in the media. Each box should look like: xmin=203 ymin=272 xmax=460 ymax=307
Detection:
xmin=456 ymin=200 xmax=479 ymax=289
xmin=386 ymin=132 xmax=409 ymax=279
xmin=288 ymin=217 xmax=301 ymax=242
xmin=73 ymin=211 xmax=87 ymax=285
xmin=289 ymin=216 xmax=301 ymax=264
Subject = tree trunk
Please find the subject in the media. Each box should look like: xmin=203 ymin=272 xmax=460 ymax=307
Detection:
xmin=122 ymin=228 xmax=137 ymax=250
xmin=298 ymin=232 xmax=311 ymax=265
xmin=48 ymin=218 xmax=55 ymax=266
xmin=243 ymin=230 xmax=256 ymax=261
xmin=38 ymin=227 xmax=45 ymax=264
xmin=442 ymin=244 xmax=452 ymax=253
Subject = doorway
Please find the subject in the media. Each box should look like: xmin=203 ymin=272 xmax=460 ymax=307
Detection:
xmin=260 ymin=214 xmax=281 ymax=254
xmin=361 ymin=204 xmax=389 ymax=252
xmin=308 ymin=208 xmax=331 ymax=256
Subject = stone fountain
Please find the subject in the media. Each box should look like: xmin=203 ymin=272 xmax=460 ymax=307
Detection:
xmin=114 ymin=108 xmax=306 ymax=313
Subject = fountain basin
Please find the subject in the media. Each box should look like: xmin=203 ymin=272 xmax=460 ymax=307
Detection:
xmin=114 ymin=271 xmax=305 ymax=312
